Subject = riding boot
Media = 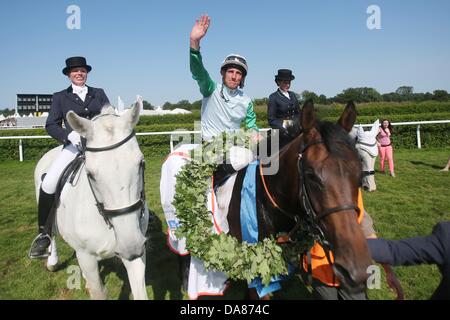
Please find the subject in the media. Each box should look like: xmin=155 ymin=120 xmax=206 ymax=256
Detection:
xmin=213 ymin=163 xmax=237 ymax=188
xmin=178 ymin=254 xmax=191 ymax=292
xmin=38 ymin=188 xmax=55 ymax=234
xmin=29 ymin=188 xmax=55 ymax=259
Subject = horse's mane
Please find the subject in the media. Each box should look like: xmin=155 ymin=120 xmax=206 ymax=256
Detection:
xmin=100 ymin=105 xmax=116 ymax=115
xmin=316 ymin=120 xmax=358 ymax=159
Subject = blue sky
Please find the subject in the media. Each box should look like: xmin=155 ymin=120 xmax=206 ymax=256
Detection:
xmin=0 ymin=0 xmax=449 ymax=109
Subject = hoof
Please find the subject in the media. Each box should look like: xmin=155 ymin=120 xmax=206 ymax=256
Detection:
xmin=46 ymin=262 xmax=59 ymax=272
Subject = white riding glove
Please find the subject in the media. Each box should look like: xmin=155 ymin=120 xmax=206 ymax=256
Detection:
xmin=67 ymin=131 xmax=81 ymax=148
xmin=228 ymin=146 xmax=255 ymax=171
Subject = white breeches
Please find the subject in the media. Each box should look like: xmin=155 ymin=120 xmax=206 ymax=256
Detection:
xmin=41 ymin=144 xmax=79 ymax=194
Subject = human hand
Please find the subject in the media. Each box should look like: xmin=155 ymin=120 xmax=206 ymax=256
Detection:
xmin=190 ymin=15 xmax=210 ymax=50
xmin=68 ymin=131 xmax=81 ymax=148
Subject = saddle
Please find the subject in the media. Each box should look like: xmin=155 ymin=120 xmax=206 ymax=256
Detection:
xmin=42 ymin=153 xmax=86 ymax=236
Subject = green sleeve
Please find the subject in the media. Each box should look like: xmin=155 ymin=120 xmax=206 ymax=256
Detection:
xmin=245 ymin=101 xmax=259 ymax=131
xmin=190 ymin=48 xmax=216 ymax=98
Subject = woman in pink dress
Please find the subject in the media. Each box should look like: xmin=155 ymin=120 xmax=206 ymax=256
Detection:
xmin=377 ymin=119 xmax=395 ymax=177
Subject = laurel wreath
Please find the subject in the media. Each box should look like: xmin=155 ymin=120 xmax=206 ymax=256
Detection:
xmin=172 ymin=131 xmax=313 ymax=286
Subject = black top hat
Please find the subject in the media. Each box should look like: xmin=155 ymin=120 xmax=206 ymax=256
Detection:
xmin=62 ymin=56 xmax=92 ymax=75
xmin=275 ymin=69 xmax=295 ymax=81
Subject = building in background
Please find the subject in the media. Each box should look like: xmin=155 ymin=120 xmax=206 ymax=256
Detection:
xmin=16 ymin=94 xmax=52 ymax=116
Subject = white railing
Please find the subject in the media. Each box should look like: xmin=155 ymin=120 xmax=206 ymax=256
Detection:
xmin=1 ymin=120 xmax=449 ymax=162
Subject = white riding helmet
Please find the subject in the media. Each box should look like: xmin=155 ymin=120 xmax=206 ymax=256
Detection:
xmin=220 ymin=54 xmax=248 ymax=88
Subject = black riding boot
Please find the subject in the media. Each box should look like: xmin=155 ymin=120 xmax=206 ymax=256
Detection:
xmin=29 ymin=188 xmax=55 ymax=259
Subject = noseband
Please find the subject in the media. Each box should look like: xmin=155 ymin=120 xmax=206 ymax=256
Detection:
xmin=84 ymin=131 xmax=146 ymax=228
xmin=260 ymin=138 xmax=360 ymax=251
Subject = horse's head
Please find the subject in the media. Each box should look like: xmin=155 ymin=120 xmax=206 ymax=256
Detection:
xmin=66 ymin=97 xmax=147 ymax=261
xmin=293 ymin=100 xmax=372 ymax=293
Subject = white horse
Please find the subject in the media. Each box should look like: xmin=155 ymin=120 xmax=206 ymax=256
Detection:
xmin=350 ymin=119 xmax=379 ymax=192
xmin=34 ymin=99 xmax=149 ymax=299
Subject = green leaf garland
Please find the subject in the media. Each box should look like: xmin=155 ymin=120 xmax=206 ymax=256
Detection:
xmin=172 ymin=131 xmax=312 ymax=286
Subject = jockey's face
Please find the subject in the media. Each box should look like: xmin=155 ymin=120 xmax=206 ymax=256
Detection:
xmin=68 ymin=67 xmax=88 ymax=87
xmin=222 ymin=67 xmax=243 ymax=90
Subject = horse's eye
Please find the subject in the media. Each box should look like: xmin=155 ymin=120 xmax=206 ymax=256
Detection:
xmin=87 ymin=172 xmax=96 ymax=181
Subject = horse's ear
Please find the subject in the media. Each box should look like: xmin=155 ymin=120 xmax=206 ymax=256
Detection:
xmin=300 ymin=99 xmax=316 ymax=133
xmin=337 ymin=101 xmax=357 ymax=132
xmin=66 ymin=111 xmax=93 ymax=137
xmin=370 ymin=119 xmax=380 ymax=134
xmin=123 ymin=95 xmax=142 ymax=127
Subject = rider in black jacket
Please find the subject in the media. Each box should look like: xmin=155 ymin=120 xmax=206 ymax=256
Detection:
xmin=267 ymin=69 xmax=301 ymax=149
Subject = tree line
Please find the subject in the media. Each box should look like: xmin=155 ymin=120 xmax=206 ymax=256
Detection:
xmin=2 ymin=86 xmax=448 ymax=116
xmin=148 ymin=86 xmax=450 ymax=110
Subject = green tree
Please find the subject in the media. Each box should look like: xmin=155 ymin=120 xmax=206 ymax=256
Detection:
xmin=142 ymin=100 xmax=154 ymax=110
xmin=162 ymin=101 xmax=174 ymax=110
xmin=432 ymin=90 xmax=449 ymax=101
xmin=253 ymin=97 xmax=269 ymax=106
xmin=382 ymin=92 xmax=401 ymax=102
xmin=191 ymin=100 xmax=202 ymax=110
xmin=318 ymin=94 xmax=328 ymax=104
xmin=335 ymin=87 xmax=381 ymax=103
xmin=395 ymin=86 xmax=414 ymax=101
xmin=396 ymin=86 xmax=414 ymax=95
xmin=301 ymin=90 xmax=319 ymax=103
xmin=423 ymin=92 xmax=434 ymax=101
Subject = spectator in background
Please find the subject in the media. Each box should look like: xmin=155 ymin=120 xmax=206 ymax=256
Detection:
xmin=377 ymin=119 xmax=395 ymax=177
xmin=267 ymin=69 xmax=301 ymax=149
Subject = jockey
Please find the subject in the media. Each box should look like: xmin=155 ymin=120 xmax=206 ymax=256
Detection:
xmin=190 ymin=14 xmax=259 ymax=181
xmin=29 ymin=57 xmax=110 ymax=259
xmin=161 ymin=14 xmax=258 ymax=297
xmin=190 ymin=15 xmax=258 ymax=139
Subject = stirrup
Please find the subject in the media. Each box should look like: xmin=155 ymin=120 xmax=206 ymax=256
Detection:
xmin=28 ymin=233 xmax=51 ymax=259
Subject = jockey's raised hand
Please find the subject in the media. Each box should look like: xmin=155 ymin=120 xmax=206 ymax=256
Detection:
xmin=190 ymin=15 xmax=211 ymax=50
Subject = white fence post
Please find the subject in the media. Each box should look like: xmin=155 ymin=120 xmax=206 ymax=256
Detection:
xmin=416 ymin=124 xmax=421 ymax=149
xmin=19 ymin=138 xmax=23 ymax=162
xmin=170 ymin=134 xmax=174 ymax=152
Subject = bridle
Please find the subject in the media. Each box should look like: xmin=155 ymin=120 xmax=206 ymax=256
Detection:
xmin=83 ymin=130 xmax=146 ymax=229
xmin=260 ymin=138 xmax=360 ymax=256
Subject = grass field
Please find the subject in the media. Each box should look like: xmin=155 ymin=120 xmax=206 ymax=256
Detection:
xmin=0 ymin=147 xmax=449 ymax=300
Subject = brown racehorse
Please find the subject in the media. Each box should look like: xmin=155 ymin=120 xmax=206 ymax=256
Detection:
xmin=227 ymin=100 xmax=372 ymax=298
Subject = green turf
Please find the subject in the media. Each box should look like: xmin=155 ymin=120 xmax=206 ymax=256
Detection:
xmin=0 ymin=148 xmax=449 ymax=300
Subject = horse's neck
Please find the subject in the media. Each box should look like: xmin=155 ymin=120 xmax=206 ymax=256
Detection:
xmin=258 ymin=159 xmax=299 ymax=235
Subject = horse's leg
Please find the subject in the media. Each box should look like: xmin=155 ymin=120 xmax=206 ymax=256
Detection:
xmin=369 ymin=155 xmax=377 ymax=191
xmin=120 ymin=251 xmax=148 ymax=300
xmin=46 ymin=236 xmax=59 ymax=272
xmin=76 ymin=251 xmax=107 ymax=299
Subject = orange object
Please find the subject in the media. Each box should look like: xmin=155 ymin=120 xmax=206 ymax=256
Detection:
xmin=302 ymin=189 xmax=365 ymax=286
